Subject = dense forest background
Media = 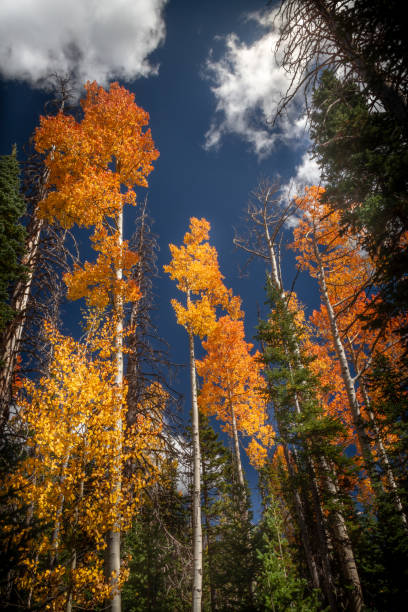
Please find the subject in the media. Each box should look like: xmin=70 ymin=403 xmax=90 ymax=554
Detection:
xmin=1 ymin=1 xmax=407 ymax=611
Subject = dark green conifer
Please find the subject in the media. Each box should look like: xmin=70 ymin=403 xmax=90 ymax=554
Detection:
xmin=0 ymin=148 xmax=26 ymax=335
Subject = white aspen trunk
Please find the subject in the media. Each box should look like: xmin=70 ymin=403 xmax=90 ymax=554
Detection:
xmin=264 ymin=211 xmax=362 ymax=608
xmin=312 ymin=237 xmax=383 ymax=499
xmin=106 ymin=208 xmax=123 ymax=612
xmin=188 ymin=325 xmax=203 ymax=612
xmin=319 ymin=457 xmax=363 ymax=612
xmin=351 ymin=351 xmax=408 ymax=527
xmin=230 ymin=403 xmax=245 ymax=489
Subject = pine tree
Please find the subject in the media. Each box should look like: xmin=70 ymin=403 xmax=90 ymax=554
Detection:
xmin=0 ymin=149 xmax=26 ymax=339
xmin=258 ymin=280 xmax=363 ymax=611
xmin=255 ymin=493 xmax=319 ymax=611
xmin=198 ymin=412 xmax=255 ymax=612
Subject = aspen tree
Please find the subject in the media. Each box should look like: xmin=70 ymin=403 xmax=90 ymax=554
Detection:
xmin=164 ymin=217 xmax=241 ymax=611
xmin=235 ymin=181 xmax=363 ymax=611
xmin=292 ymin=185 xmax=407 ymax=527
xmin=196 ymin=315 xmax=273 ymax=486
xmin=4 ymin=320 xmax=162 ymax=609
xmin=34 ymin=80 xmax=159 ymax=612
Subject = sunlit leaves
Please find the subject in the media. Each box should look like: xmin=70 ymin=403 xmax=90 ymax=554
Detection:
xmin=196 ymin=315 xmax=274 ymax=467
xmin=4 ymin=320 xmax=163 ymax=608
xmin=164 ymin=217 xmax=242 ymax=337
xmin=34 ymin=81 xmax=159 ymax=229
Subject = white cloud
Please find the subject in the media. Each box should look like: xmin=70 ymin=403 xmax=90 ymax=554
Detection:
xmin=204 ymin=10 xmax=307 ymax=157
xmin=280 ymin=150 xmax=323 ymax=227
xmin=0 ymin=0 xmax=167 ymax=90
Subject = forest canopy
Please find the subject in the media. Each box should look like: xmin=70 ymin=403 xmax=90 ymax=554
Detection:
xmin=0 ymin=2 xmax=407 ymax=611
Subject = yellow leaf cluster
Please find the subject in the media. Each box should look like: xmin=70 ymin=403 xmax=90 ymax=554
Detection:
xmin=4 ymin=319 xmax=162 ymax=609
xmin=164 ymin=217 xmax=242 ymax=337
xmin=64 ymin=227 xmax=141 ymax=309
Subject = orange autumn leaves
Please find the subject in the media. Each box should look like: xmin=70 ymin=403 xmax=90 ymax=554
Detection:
xmin=34 ymin=81 xmax=159 ymax=228
xmin=165 ymin=217 xmax=273 ymax=467
xmin=65 ymin=226 xmax=141 ymax=309
xmin=196 ymin=316 xmax=274 ymax=468
xmin=164 ymin=217 xmax=242 ymax=338
xmin=8 ymin=82 xmax=162 ymax=608
xmin=35 ymin=81 xmax=159 ymax=311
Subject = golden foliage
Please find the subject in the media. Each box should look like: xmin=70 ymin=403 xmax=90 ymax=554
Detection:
xmin=196 ymin=316 xmax=274 ymax=467
xmin=4 ymin=320 xmax=163 ymax=609
xmin=164 ymin=217 xmax=242 ymax=337
xmin=34 ymin=81 xmax=159 ymax=228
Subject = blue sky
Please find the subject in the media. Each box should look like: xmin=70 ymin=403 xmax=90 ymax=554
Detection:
xmin=0 ymin=0 xmax=322 ymax=517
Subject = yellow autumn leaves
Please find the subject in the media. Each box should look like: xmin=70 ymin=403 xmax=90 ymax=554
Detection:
xmin=5 ymin=320 xmax=164 ymax=608
xmin=165 ymin=217 xmax=274 ymax=468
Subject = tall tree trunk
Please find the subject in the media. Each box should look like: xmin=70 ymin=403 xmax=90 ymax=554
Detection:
xmin=266 ymin=209 xmax=362 ymax=608
xmin=106 ymin=209 xmax=123 ymax=612
xmin=312 ymin=237 xmax=385 ymax=500
xmin=0 ymin=209 xmax=45 ymax=423
xmin=282 ymin=445 xmax=322 ymax=593
xmin=230 ymin=404 xmax=245 ymax=489
xmin=201 ymin=453 xmax=216 ymax=612
xmin=319 ymin=457 xmax=363 ymax=612
xmin=189 ymin=324 xmax=203 ymax=612
xmin=348 ymin=345 xmax=408 ymax=528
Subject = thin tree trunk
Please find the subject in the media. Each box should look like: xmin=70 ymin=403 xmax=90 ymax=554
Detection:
xmin=312 ymin=237 xmax=384 ymax=500
xmin=302 ymin=454 xmax=338 ymax=610
xmin=283 ymin=445 xmax=321 ymax=592
xmin=106 ymin=208 xmax=124 ymax=612
xmin=319 ymin=457 xmax=363 ymax=612
xmin=230 ymin=404 xmax=245 ymax=490
xmin=0 ymin=209 xmax=45 ymax=423
xmin=266 ymin=213 xmax=362 ymax=608
xmin=188 ymin=324 xmax=203 ymax=612
xmin=349 ymin=346 xmax=408 ymax=527
xmin=201 ymin=454 xmax=216 ymax=612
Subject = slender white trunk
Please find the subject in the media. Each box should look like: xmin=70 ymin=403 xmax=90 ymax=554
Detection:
xmin=189 ymin=324 xmax=203 ymax=612
xmin=319 ymin=457 xmax=363 ymax=612
xmin=350 ymin=348 xmax=408 ymax=527
xmin=265 ymin=215 xmax=362 ymax=608
xmin=106 ymin=209 xmax=123 ymax=612
xmin=312 ymin=238 xmax=384 ymax=500
xmin=230 ymin=404 xmax=245 ymax=489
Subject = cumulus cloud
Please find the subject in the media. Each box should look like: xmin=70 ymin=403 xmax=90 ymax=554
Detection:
xmin=0 ymin=0 xmax=167 ymax=90
xmin=204 ymin=10 xmax=307 ymax=157
xmin=280 ymin=150 xmax=322 ymax=227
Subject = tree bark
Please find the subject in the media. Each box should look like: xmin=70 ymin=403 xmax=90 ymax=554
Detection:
xmin=312 ymin=237 xmax=384 ymax=499
xmin=189 ymin=326 xmax=203 ymax=612
xmin=201 ymin=454 xmax=216 ymax=612
xmin=230 ymin=404 xmax=245 ymax=489
xmin=319 ymin=457 xmax=363 ymax=612
xmin=350 ymin=352 xmax=408 ymax=528
xmin=283 ymin=445 xmax=321 ymax=592
xmin=0 ymin=209 xmax=45 ymax=424
xmin=106 ymin=208 xmax=124 ymax=612
xmin=266 ymin=205 xmax=362 ymax=608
